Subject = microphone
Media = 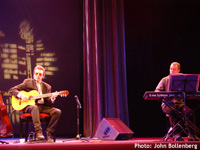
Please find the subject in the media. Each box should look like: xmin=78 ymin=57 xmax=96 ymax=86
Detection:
xmin=74 ymin=95 xmax=82 ymax=108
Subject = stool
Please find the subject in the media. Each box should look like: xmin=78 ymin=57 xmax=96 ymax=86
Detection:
xmin=20 ymin=113 xmax=52 ymax=142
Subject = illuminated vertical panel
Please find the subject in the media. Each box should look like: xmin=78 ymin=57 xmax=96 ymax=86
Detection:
xmin=1 ymin=44 xmax=18 ymax=80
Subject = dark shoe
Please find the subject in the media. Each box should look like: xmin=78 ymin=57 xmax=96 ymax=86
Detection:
xmin=36 ymin=130 xmax=45 ymax=140
xmin=174 ymin=134 xmax=184 ymax=141
xmin=46 ymin=131 xmax=54 ymax=143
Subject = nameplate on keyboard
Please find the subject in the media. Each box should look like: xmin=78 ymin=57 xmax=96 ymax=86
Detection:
xmin=144 ymin=91 xmax=185 ymax=100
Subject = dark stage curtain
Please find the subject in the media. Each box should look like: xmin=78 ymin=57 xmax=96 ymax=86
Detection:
xmin=83 ymin=0 xmax=129 ymax=137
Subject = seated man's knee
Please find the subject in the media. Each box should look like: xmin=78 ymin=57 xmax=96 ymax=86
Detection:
xmin=52 ymin=108 xmax=61 ymax=117
xmin=56 ymin=109 xmax=61 ymax=116
xmin=162 ymin=104 xmax=174 ymax=116
xmin=31 ymin=105 xmax=39 ymax=110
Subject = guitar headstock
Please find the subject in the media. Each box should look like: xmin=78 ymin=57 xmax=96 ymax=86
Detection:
xmin=59 ymin=90 xmax=69 ymax=97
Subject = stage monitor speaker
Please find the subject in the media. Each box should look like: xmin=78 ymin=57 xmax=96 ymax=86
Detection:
xmin=95 ymin=118 xmax=134 ymax=140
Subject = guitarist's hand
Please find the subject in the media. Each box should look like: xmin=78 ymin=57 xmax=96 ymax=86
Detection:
xmin=51 ymin=91 xmax=59 ymax=102
xmin=19 ymin=92 xmax=28 ymax=101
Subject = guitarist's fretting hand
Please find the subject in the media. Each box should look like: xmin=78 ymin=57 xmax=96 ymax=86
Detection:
xmin=51 ymin=91 xmax=59 ymax=102
xmin=18 ymin=92 xmax=28 ymax=101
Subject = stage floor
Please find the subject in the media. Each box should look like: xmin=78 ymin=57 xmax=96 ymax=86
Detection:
xmin=0 ymin=137 xmax=200 ymax=150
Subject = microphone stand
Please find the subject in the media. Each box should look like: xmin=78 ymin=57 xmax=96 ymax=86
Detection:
xmin=74 ymin=96 xmax=90 ymax=142
xmin=63 ymin=95 xmax=88 ymax=143
xmin=75 ymin=95 xmax=82 ymax=139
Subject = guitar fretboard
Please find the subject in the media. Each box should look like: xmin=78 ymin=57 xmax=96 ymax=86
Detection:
xmin=29 ymin=93 xmax=53 ymax=100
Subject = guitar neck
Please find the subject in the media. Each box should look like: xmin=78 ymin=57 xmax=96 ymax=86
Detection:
xmin=30 ymin=93 xmax=53 ymax=100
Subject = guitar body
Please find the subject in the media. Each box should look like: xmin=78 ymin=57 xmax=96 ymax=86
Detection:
xmin=12 ymin=90 xmax=39 ymax=111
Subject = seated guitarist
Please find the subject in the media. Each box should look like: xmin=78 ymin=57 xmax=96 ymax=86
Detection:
xmin=9 ymin=65 xmax=60 ymax=143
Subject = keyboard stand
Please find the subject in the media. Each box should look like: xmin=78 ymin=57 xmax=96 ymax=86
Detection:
xmin=160 ymin=98 xmax=200 ymax=141
xmin=161 ymin=120 xmax=188 ymax=141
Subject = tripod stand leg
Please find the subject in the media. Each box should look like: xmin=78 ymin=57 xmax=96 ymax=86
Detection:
xmin=161 ymin=127 xmax=173 ymax=141
xmin=161 ymin=120 xmax=183 ymax=141
xmin=0 ymin=140 xmax=9 ymax=144
xmin=178 ymin=123 xmax=188 ymax=136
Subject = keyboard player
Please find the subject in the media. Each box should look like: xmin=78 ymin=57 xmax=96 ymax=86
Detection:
xmin=155 ymin=62 xmax=199 ymax=141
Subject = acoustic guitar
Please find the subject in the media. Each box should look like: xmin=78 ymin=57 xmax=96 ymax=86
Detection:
xmin=12 ymin=90 xmax=69 ymax=111
xmin=0 ymin=93 xmax=13 ymax=137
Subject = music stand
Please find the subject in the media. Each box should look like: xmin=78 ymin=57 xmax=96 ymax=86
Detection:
xmin=167 ymin=73 xmax=199 ymax=92
xmin=162 ymin=74 xmax=200 ymax=141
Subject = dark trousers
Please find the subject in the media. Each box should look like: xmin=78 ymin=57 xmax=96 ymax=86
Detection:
xmin=24 ymin=105 xmax=61 ymax=133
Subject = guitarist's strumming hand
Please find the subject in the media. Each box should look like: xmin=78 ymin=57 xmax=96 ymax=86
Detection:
xmin=18 ymin=92 xmax=28 ymax=101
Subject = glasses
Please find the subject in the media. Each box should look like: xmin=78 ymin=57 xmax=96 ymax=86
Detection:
xmin=34 ymin=72 xmax=43 ymax=77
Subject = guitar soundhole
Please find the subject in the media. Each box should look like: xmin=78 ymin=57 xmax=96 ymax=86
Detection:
xmin=28 ymin=96 xmax=33 ymax=100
